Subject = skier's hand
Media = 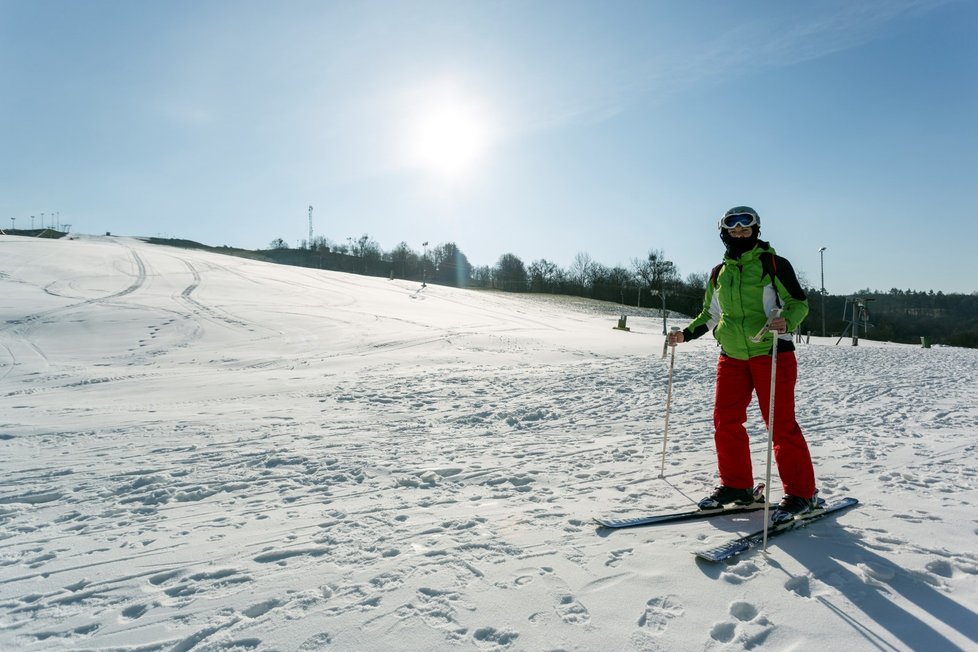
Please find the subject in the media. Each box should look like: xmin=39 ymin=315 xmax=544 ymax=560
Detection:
xmin=769 ymin=317 xmax=788 ymax=334
xmin=667 ymin=330 xmax=685 ymax=345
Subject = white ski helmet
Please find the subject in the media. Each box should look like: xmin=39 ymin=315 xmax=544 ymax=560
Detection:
xmin=719 ymin=206 xmax=760 ymax=231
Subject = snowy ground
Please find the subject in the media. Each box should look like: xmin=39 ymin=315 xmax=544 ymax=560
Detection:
xmin=2 ymin=235 xmax=976 ymax=652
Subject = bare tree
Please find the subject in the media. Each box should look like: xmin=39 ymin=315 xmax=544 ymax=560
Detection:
xmin=633 ymin=249 xmax=679 ymax=292
xmin=569 ymin=251 xmax=598 ymax=295
xmin=633 ymin=249 xmax=681 ymax=332
xmin=470 ymin=265 xmax=492 ymax=288
xmin=390 ymin=241 xmax=419 ymax=279
xmin=528 ymin=259 xmax=561 ymax=293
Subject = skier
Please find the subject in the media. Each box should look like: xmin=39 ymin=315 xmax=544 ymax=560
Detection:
xmin=667 ymin=206 xmax=817 ymax=524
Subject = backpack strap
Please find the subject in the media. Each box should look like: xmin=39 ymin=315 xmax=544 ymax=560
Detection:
xmin=761 ymin=252 xmax=782 ymax=308
xmin=761 ymin=252 xmax=777 ymax=281
xmin=709 ymin=262 xmax=724 ymax=289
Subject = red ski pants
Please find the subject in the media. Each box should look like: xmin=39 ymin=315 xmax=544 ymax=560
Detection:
xmin=713 ymin=352 xmax=815 ymax=498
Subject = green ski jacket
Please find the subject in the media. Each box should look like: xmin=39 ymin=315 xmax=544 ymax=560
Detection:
xmin=682 ymin=242 xmax=809 ymax=360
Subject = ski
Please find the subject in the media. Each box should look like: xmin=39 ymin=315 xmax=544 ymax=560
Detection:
xmin=594 ymin=483 xmax=767 ymax=529
xmin=694 ymin=496 xmax=859 ymax=563
xmin=594 ymin=502 xmax=766 ymax=529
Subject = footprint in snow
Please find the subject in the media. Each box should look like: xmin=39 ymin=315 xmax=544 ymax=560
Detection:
xmin=242 ymin=598 xmax=282 ymax=618
xmin=299 ymin=633 xmax=332 ymax=649
xmin=730 ymin=601 xmax=759 ymax=621
xmin=555 ymin=594 xmax=590 ymax=625
xmin=784 ymin=575 xmax=812 ymax=598
xmin=512 ymin=574 xmax=534 ymax=587
xmin=721 ymin=560 xmax=762 ymax=585
xmin=709 ymin=601 xmax=773 ymax=649
xmin=473 ymin=626 xmax=519 ymax=648
xmin=121 ymin=603 xmax=149 ymax=620
xmin=637 ymin=595 xmax=683 ymax=634
xmin=606 ymin=548 xmax=633 ymax=567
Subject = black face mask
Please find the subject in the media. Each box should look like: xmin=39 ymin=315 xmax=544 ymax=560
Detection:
xmin=720 ymin=226 xmax=759 ymax=259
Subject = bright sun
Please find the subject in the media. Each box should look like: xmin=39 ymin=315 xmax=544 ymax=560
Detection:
xmin=404 ymin=87 xmax=494 ymax=181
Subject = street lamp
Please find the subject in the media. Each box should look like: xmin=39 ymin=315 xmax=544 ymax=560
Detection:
xmin=651 ymin=289 xmax=668 ymax=335
xmin=421 ymin=241 xmax=429 ymax=287
xmin=818 ymin=247 xmax=827 ymax=337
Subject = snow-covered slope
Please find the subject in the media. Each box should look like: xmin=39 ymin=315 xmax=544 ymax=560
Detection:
xmin=2 ymin=235 xmax=976 ymax=651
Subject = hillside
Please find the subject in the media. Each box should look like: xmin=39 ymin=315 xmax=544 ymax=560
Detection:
xmin=2 ymin=234 xmax=977 ymax=651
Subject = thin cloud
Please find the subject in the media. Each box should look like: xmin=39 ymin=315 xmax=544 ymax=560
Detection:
xmin=539 ymin=0 xmax=954 ymax=127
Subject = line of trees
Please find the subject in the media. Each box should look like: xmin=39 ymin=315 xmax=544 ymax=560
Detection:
xmin=477 ymin=249 xmax=709 ymax=318
xmin=267 ymin=235 xmax=709 ymax=318
xmin=255 ymin=235 xmax=977 ymax=349
xmin=266 ymin=235 xmax=474 ymax=288
xmin=805 ymin=289 xmax=978 ymax=349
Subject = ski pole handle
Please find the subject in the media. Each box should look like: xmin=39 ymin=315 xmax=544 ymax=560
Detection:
xmin=750 ymin=308 xmax=784 ymax=343
xmin=662 ymin=326 xmax=681 ymax=358
xmin=766 ymin=308 xmax=785 ymax=336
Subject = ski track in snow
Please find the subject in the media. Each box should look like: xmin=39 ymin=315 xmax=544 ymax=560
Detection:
xmin=2 ymin=235 xmax=977 ymax=651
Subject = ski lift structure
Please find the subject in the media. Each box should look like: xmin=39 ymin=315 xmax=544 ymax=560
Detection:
xmin=836 ymin=297 xmax=875 ymax=346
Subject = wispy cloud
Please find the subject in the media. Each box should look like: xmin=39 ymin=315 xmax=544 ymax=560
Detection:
xmin=708 ymin=0 xmax=950 ymax=75
xmin=534 ymin=0 xmax=954 ymax=127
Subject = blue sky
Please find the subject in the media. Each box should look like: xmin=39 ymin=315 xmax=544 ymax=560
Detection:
xmin=3 ymin=0 xmax=976 ymax=294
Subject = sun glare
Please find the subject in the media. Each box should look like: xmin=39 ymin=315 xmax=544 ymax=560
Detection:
xmin=403 ymin=86 xmax=495 ymax=181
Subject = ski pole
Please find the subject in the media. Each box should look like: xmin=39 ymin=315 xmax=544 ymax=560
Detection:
xmin=755 ymin=308 xmax=782 ymax=552
xmin=658 ymin=327 xmax=682 ymax=479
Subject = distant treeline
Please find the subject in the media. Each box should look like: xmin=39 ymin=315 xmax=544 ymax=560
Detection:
xmin=1 ymin=228 xmax=68 ymax=239
xmin=146 ymin=234 xmax=978 ymax=350
xmin=237 ymin=235 xmax=707 ymax=317
xmin=809 ymin=290 xmax=978 ymax=349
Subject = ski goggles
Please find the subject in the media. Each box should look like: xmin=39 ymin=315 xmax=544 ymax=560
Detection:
xmin=719 ymin=212 xmax=759 ymax=229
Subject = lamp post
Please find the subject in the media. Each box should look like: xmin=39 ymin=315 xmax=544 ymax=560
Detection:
xmin=421 ymin=241 xmax=429 ymax=287
xmin=818 ymin=247 xmax=827 ymax=337
xmin=651 ymin=288 xmax=667 ymax=335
